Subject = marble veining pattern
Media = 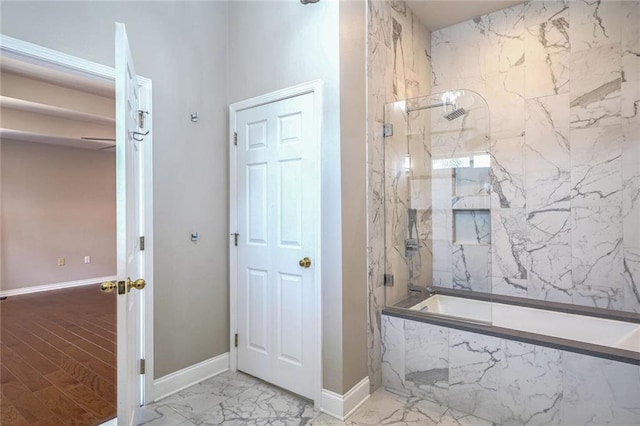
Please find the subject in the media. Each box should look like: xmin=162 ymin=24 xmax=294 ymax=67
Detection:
xmin=426 ymin=0 xmax=639 ymax=312
xmin=141 ymin=370 xmax=493 ymax=426
xmin=569 ymin=125 xmax=622 ymax=207
xmin=498 ymin=341 xmax=563 ymax=426
xmin=523 ymin=0 xmax=568 ymax=28
xmin=622 ymin=2 xmax=640 ymax=92
xmin=623 ymin=248 xmax=640 ymax=313
xmin=367 ymin=0 xmax=431 ymax=393
xmin=451 ymin=244 xmax=490 ymax=292
xmin=404 ymin=321 xmax=449 ymax=406
xmin=571 ymin=206 xmax=623 ymax=292
xmin=447 ymin=330 xmax=503 ymax=422
xmin=491 ymin=136 xmax=526 ymax=209
xmin=491 ymin=208 xmax=528 ymax=297
xmin=524 ymin=17 xmax=570 ymax=99
xmin=569 ymin=0 xmax=621 ymax=53
xmin=623 ymin=121 xmax=640 ymax=249
xmin=382 ymin=316 xmax=640 ymax=426
xmin=561 ymin=351 xmax=640 ymax=425
xmin=381 ymin=315 xmax=405 ymax=391
xmin=370 ymin=0 xmax=640 ymax=409
xmin=569 ymin=43 xmax=621 ymax=129
xmin=524 ymin=94 xmax=571 ymax=212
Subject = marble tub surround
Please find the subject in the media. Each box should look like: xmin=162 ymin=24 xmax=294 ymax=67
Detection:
xmin=381 ymin=313 xmax=640 ymax=425
xmin=367 ymin=0 xmax=640 ymax=401
xmin=386 ymin=286 xmax=640 ymax=365
xmin=426 ymin=0 xmax=640 ymax=313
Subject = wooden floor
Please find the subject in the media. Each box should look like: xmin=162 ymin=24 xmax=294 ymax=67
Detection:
xmin=1 ymin=284 xmax=116 ymax=425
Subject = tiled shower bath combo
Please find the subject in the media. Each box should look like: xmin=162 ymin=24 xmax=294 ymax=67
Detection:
xmin=369 ymin=1 xmax=640 ymax=424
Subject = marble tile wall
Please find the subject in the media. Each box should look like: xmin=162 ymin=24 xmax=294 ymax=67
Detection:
xmin=382 ymin=316 xmax=640 ymax=425
xmin=366 ymin=0 xmax=431 ymax=392
xmin=429 ymin=0 xmax=640 ymax=312
xmin=368 ymin=0 xmax=639 ymax=401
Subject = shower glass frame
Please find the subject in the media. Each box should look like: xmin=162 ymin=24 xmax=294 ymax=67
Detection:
xmin=383 ymin=89 xmax=493 ymax=324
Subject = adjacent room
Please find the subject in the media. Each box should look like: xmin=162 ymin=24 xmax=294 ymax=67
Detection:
xmin=1 ymin=61 xmax=118 ymax=424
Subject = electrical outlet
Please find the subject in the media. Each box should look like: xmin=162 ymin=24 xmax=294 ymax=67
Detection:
xmin=84 ymin=256 xmax=91 ymax=264
xmin=58 ymin=257 xmax=65 ymax=266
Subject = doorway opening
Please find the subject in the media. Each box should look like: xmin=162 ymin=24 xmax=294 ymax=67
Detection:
xmin=0 ymin=32 xmax=154 ymax=424
xmin=0 ymin=54 xmax=119 ymax=425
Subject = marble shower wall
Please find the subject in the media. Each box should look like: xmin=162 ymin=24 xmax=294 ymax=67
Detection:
xmin=382 ymin=316 xmax=640 ymax=425
xmin=431 ymin=0 xmax=640 ymax=312
xmin=367 ymin=0 xmax=431 ymax=391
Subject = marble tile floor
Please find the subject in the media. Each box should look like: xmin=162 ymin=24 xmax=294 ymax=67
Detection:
xmin=140 ymin=371 xmax=492 ymax=426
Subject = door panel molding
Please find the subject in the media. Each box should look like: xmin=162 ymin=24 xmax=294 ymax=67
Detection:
xmin=229 ymin=80 xmax=323 ymax=406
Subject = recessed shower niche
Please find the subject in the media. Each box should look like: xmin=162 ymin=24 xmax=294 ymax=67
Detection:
xmin=453 ymin=210 xmax=490 ymax=245
xmin=384 ymin=89 xmax=492 ymax=309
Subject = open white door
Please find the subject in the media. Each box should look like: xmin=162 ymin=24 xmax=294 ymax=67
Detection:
xmin=115 ymin=22 xmax=145 ymax=426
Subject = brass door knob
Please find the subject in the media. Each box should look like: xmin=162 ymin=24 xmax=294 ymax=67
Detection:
xmin=299 ymin=257 xmax=311 ymax=268
xmin=101 ymin=281 xmax=117 ymax=293
xmin=127 ymin=278 xmax=146 ymax=292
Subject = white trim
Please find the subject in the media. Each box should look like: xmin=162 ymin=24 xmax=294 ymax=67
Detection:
xmin=152 ymin=353 xmax=230 ymax=402
xmin=228 ymin=80 xmax=323 ymax=406
xmin=0 ymin=34 xmax=115 ymax=82
xmin=0 ymin=34 xmax=151 ymax=87
xmin=230 ymin=81 xmax=322 ymax=112
xmin=140 ymin=78 xmax=155 ymax=406
xmin=228 ymin=103 xmax=238 ymax=372
xmin=0 ymin=276 xmax=117 ymax=297
xmin=1 ymin=33 xmax=154 ymax=409
xmin=320 ymin=377 xmax=370 ymax=420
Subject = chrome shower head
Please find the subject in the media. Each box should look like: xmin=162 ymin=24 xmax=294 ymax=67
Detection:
xmin=300 ymin=0 xmax=320 ymax=4
xmin=444 ymin=107 xmax=467 ymax=121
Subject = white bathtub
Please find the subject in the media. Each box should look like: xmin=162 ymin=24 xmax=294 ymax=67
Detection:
xmin=411 ymin=295 xmax=640 ymax=352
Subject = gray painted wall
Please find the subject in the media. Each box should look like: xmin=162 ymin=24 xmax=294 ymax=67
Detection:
xmin=1 ymin=140 xmax=116 ymax=290
xmin=339 ymin=0 xmax=368 ymax=393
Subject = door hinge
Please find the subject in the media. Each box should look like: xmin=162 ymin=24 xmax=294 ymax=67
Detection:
xmin=139 ymin=236 xmax=145 ymax=251
xmin=384 ymin=273 xmax=394 ymax=287
xmin=233 ymin=132 xmax=238 ymax=146
xmin=138 ymin=110 xmax=148 ymax=129
xmin=234 ymin=333 xmax=238 ymax=348
xmin=139 ymin=358 xmax=146 ymax=375
xmin=231 ymin=233 xmax=239 ymax=247
xmin=383 ymin=123 xmax=393 ymax=137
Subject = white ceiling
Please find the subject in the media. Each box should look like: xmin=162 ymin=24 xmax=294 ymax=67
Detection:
xmin=406 ymin=1 xmax=525 ymax=31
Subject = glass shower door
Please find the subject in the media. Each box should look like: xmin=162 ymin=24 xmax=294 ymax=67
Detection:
xmin=384 ymin=90 xmax=493 ymax=324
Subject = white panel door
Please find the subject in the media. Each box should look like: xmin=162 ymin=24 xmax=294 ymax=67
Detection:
xmin=236 ymin=92 xmax=316 ymax=399
xmin=115 ymin=22 xmax=145 ymax=426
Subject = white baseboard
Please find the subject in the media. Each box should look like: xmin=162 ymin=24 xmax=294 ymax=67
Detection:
xmin=153 ymin=352 xmax=229 ymax=402
xmin=320 ymin=376 xmax=370 ymax=420
xmin=0 ymin=276 xmax=116 ymax=297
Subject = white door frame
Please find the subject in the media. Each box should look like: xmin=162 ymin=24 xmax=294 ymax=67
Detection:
xmin=0 ymin=34 xmax=156 ymax=405
xmin=229 ymin=80 xmax=323 ymax=406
